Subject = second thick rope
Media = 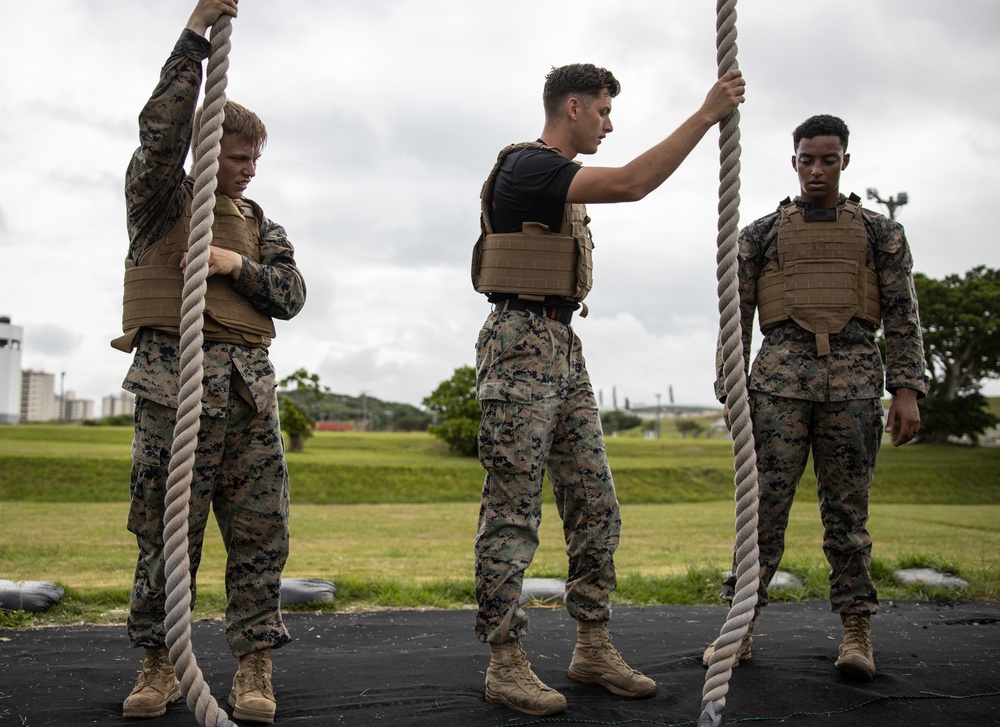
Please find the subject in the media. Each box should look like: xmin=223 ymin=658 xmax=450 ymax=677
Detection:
xmin=162 ymin=14 xmax=238 ymax=727
xmin=699 ymin=1 xmax=761 ymax=725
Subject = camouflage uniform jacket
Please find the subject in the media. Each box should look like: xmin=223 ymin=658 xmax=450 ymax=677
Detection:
xmin=122 ymin=30 xmax=305 ymax=418
xmin=714 ymin=194 xmax=926 ymax=403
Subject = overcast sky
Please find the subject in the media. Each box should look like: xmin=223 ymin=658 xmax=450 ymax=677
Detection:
xmin=1 ymin=0 xmax=997 ymax=414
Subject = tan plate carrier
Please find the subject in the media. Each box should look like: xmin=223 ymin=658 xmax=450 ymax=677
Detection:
xmin=757 ymin=193 xmax=881 ymax=356
xmin=471 ymin=142 xmax=593 ymax=303
xmin=112 ymin=194 xmax=274 ymax=353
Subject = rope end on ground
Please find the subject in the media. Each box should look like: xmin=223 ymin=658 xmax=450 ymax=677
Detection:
xmin=699 ymin=699 xmax=724 ymax=727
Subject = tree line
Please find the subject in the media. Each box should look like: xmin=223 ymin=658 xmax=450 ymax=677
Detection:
xmin=280 ymin=265 xmax=999 ymax=454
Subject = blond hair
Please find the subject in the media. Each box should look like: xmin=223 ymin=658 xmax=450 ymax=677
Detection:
xmin=192 ymin=100 xmax=267 ymax=154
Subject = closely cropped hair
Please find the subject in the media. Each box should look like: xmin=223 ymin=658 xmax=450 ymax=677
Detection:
xmin=543 ymin=63 xmax=621 ymax=118
xmin=192 ymin=100 xmax=267 ymax=153
xmin=792 ymin=114 xmax=849 ymax=153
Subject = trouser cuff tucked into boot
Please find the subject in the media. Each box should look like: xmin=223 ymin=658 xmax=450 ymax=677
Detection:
xmin=485 ymin=641 xmax=567 ymax=716
xmin=229 ymin=648 xmax=276 ymax=723
xmin=568 ymin=621 xmax=656 ymax=698
xmin=835 ymin=613 xmax=875 ymax=681
xmin=122 ymin=645 xmax=182 ymax=718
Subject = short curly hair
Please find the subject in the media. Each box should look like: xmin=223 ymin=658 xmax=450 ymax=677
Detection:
xmin=543 ymin=63 xmax=621 ymax=118
xmin=792 ymin=114 xmax=849 ymax=153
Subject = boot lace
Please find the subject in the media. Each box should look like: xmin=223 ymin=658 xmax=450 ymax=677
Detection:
xmin=849 ymin=621 xmax=871 ymax=650
xmin=590 ymin=629 xmax=641 ymax=676
xmin=502 ymin=644 xmax=547 ymax=689
xmin=245 ymin=651 xmax=270 ymax=692
xmin=134 ymin=649 xmax=169 ymax=690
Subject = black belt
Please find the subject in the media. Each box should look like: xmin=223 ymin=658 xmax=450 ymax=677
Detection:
xmin=500 ymin=298 xmax=575 ymax=325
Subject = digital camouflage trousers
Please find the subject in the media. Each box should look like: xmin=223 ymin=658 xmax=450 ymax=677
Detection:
xmin=474 ymin=309 xmax=621 ymax=643
xmin=127 ymin=386 xmax=291 ymax=657
xmin=720 ymin=391 xmax=884 ymax=614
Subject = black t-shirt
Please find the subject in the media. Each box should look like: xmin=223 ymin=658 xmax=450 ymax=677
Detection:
xmin=489 ymin=143 xmax=581 ymax=234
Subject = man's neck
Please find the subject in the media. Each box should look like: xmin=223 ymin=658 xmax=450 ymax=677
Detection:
xmin=799 ymin=192 xmax=842 ymax=208
xmin=538 ymin=125 xmax=576 ymax=160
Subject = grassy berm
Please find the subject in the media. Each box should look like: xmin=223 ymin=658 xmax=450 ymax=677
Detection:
xmin=1 ymin=425 xmax=997 ymax=626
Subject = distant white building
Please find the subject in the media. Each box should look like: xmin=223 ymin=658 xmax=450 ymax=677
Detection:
xmin=102 ymin=390 xmax=136 ymax=418
xmin=0 ymin=317 xmax=23 ymax=424
xmin=61 ymin=391 xmax=95 ymax=422
xmin=21 ymin=369 xmax=56 ymax=422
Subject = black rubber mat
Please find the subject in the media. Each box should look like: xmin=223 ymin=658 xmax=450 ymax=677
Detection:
xmin=1 ymin=600 xmax=997 ymax=726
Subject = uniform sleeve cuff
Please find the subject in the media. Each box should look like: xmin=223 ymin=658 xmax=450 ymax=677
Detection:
xmin=175 ymin=29 xmax=212 ymax=62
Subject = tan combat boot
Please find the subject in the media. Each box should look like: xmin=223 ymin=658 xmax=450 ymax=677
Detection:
xmin=122 ymin=645 xmax=181 ymax=718
xmin=229 ymin=648 xmax=276 ymax=723
xmin=702 ymin=617 xmax=756 ymax=668
xmin=485 ymin=641 xmax=567 ymax=716
xmin=835 ymin=613 xmax=875 ymax=681
xmin=567 ymin=621 xmax=656 ymax=698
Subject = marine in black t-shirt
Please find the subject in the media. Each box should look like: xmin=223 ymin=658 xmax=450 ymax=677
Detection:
xmin=473 ymin=62 xmax=746 ymax=719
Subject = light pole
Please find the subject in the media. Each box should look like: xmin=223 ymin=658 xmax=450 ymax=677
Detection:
xmin=866 ymin=188 xmax=908 ymax=221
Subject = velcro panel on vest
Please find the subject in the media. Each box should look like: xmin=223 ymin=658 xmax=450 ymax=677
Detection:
xmin=121 ymin=264 xmax=273 ymax=346
xmin=476 ymin=225 xmax=579 ymax=297
xmin=783 ymin=259 xmax=861 ymax=357
xmin=122 ymin=264 xmax=187 ymax=332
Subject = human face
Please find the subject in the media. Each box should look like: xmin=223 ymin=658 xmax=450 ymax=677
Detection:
xmin=792 ymin=135 xmax=849 ymax=208
xmin=572 ymin=89 xmax=614 ymax=156
xmin=216 ymin=134 xmax=260 ymax=199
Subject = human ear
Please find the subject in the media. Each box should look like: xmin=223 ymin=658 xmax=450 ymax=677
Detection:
xmin=567 ymin=96 xmax=581 ymax=120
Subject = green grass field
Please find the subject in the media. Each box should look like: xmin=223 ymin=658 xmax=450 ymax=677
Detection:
xmin=1 ymin=425 xmax=997 ymax=626
xmin=3 ymin=425 xmax=998 ymax=505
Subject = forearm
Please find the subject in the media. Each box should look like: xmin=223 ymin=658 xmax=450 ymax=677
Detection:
xmin=233 ymin=219 xmax=306 ymax=320
xmin=571 ymin=110 xmax=717 ymax=204
xmin=624 ymin=110 xmax=718 ymax=199
xmin=125 ymin=31 xmax=210 ymax=256
xmin=876 ymin=224 xmax=927 ymax=396
xmin=130 ymin=32 xmax=209 ymax=182
xmin=607 ymin=69 xmax=742 ymax=201
xmin=884 ymin=296 xmax=927 ymax=395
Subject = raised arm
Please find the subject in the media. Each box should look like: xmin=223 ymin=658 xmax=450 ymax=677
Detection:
xmin=566 ymin=69 xmax=746 ymax=204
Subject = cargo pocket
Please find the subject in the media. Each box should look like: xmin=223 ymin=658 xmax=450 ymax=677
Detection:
xmin=126 ymin=398 xmax=171 ymax=543
xmin=477 ymin=380 xmax=533 ymax=476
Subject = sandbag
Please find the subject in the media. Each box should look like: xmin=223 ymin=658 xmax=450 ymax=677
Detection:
xmin=519 ymin=578 xmax=565 ymax=606
xmin=0 ymin=580 xmax=65 ymax=613
xmin=280 ymin=577 xmax=337 ymax=605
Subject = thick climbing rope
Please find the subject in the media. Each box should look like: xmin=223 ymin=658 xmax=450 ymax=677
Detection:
xmin=162 ymin=14 xmax=238 ymax=727
xmin=699 ymin=2 xmax=761 ymax=726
